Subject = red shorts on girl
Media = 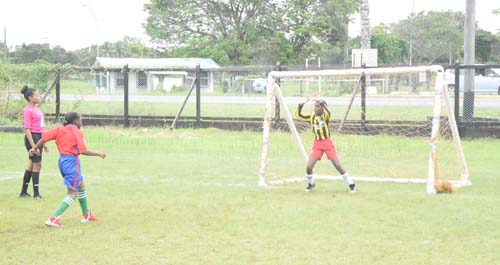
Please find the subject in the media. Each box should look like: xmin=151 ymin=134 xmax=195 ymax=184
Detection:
xmin=311 ymin=138 xmax=338 ymax=160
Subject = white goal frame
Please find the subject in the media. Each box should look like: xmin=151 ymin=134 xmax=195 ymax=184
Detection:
xmin=258 ymin=66 xmax=470 ymax=194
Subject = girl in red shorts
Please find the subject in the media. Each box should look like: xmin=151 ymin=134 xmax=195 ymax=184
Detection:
xmin=296 ymin=98 xmax=357 ymax=193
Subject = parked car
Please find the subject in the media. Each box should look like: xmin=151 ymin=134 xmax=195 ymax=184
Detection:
xmin=252 ymin=78 xmax=267 ymax=92
xmin=444 ymin=68 xmax=500 ymax=95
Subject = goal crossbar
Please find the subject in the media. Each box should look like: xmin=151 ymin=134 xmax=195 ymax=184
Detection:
xmin=258 ymin=65 xmax=470 ymax=194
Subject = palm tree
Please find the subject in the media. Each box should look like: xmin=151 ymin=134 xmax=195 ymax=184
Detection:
xmin=360 ymin=0 xmax=371 ymax=49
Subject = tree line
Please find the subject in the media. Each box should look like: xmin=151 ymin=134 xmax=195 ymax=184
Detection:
xmin=1 ymin=1 xmax=499 ymax=67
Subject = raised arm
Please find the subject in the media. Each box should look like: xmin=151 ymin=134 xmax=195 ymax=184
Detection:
xmin=295 ymin=99 xmax=312 ymax=121
xmin=323 ymin=102 xmax=331 ymax=120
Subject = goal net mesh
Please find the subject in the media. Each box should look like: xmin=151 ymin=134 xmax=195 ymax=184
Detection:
xmin=259 ymin=66 xmax=469 ymax=193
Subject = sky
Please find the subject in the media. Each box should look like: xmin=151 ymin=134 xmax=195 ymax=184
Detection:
xmin=0 ymin=0 xmax=498 ymax=51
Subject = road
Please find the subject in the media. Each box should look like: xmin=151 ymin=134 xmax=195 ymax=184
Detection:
xmin=4 ymin=94 xmax=500 ymax=107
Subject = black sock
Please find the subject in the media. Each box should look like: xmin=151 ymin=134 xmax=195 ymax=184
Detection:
xmin=21 ymin=170 xmax=32 ymax=194
xmin=32 ymin=172 xmax=40 ymax=196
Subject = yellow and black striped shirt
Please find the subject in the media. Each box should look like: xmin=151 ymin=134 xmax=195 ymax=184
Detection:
xmin=295 ymin=103 xmax=331 ymax=140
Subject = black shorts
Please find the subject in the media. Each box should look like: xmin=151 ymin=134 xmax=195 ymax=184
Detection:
xmin=24 ymin=133 xmax=43 ymax=163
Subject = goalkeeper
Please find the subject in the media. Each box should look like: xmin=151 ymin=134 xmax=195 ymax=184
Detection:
xmin=295 ymin=97 xmax=357 ymax=193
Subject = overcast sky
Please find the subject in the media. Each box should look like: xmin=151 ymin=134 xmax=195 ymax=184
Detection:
xmin=0 ymin=0 xmax=498 ymax=51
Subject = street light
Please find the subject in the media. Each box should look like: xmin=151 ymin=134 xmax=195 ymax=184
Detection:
xmin=82 ymin=3 xmax=99 ymax=58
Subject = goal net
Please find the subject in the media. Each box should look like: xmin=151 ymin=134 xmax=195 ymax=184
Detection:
xmin=258 ymin=66 xmax=470 ymax=194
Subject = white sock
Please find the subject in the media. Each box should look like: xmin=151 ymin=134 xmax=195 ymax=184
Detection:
xmin=306 ymin=174 xmax=314 ymax=185
xmin=342 ymin=172 xmax=354 ymax=185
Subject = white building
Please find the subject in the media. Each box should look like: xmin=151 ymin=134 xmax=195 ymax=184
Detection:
xmin=92 ymin=57 xmax=220 ymax=93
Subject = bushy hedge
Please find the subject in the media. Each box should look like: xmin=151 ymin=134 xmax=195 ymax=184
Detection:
xmin=0 ymin=62 xmax=53 ymax=93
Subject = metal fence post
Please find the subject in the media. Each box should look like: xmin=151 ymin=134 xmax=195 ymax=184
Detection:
xmin=454 ymin=63 xmax=461 ymax=134
xmin=361 ymin=71 xmax=366 ymax=127
xmin=123 ymin=65 xmax=130 ymax=127
xmin=195 ymin=64 xmax=201 ymax=127
xmin=274 ymin=62 xmax=282 ymax=122
xmin=55 ymin=69 xmax=61 ymax=121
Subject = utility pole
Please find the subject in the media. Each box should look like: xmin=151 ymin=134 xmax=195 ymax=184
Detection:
xmin=83 ymin=3 xmax=99 ymax=58
xmin=409 ymin=0 xmax=415 ymax=66
xmin=3 ymin=27 xmax=7 ymax=63
xmin=360 ymin=0 xmax=371 ymax=49
xmin=463 ymin=0 xmax=475 ymax=120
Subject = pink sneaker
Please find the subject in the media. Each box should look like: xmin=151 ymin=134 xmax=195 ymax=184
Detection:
xmin=45 ymin=216 xmax=63 ymax=228
xmin=81 ymin=209 xmax=99 ymax=223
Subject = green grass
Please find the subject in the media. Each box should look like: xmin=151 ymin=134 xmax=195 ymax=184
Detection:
xmin=36 ymin=100 xmax=500 ymax=121
xmin=2 ymin=96 xmax=500 ymax=127
xmin=0 ymin=127 xmax=499 ymax=265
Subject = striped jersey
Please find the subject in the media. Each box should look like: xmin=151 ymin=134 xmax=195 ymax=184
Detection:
xmin=295 ymin=103 xmax=331 ymax=140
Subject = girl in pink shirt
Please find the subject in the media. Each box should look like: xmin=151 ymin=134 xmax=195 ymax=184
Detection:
xmin=20 ymin=85 xmax=47 ymax=198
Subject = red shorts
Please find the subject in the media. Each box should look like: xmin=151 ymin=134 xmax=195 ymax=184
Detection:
xmin=311 ymin=138 xmax=338 ymax=160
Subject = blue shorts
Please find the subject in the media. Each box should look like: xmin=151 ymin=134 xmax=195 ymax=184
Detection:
xmin=58 ymin=155 xmax=83 ymax=191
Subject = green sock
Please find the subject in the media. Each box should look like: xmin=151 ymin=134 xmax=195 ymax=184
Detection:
xmin=77 ymin=189 xmax=88 ymax=215
xmin=51 ymin=195 xmax=75 ymax=217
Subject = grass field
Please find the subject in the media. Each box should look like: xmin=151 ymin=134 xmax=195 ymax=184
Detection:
xmin=30 ymin=99 xmax=500 ymax=121
xmin=0 ymin=127 xmax=499 ymax=265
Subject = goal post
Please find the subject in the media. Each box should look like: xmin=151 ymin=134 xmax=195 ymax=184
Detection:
xmin=258 ymin=66 xmax=470 ymax=194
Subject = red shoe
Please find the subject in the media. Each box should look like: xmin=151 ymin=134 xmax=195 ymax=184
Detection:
xmin=45 ymin=216 xmax=63 ymax=228
xmin=81 ymin=209 xmax=99 ymax=223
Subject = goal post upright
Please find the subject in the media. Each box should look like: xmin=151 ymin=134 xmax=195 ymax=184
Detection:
xmin=258 ymin=76 xmax=276 ymax=187
xmin=441 ymin=80 xmax=470 ymax=187
xmin=259 ymin=65 xmax=469 ymax=193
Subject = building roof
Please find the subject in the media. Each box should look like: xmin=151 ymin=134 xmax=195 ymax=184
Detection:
xmin=148 ymin=71 xmax=188 ymax=75
xmin=93 ymin=57 xmax=220 ymax=69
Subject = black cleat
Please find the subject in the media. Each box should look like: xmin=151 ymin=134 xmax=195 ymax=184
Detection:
xmin=349 ymin=183 xmax=357 ymax=193
xmin=19 ymin=192 xmax=32 ymax=198
xmin=305 ymin=183 xmax=316 ymax=192
xmin=33 ymin=194 xmax=43 ymax=199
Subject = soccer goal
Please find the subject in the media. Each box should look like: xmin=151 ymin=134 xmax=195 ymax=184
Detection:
xmin=258 ymin=66 xmax=470 ymax=194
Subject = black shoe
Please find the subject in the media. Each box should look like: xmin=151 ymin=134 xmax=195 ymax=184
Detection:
xmin=305 ymin=183 xmax=316 ymax=192
xmin=19 ymin=192 xmax=32 ymax=198
xmin=33 ymin=194 xmax=43 ymax=199
xmin=349 ymin=183 xmax=357 ymax=193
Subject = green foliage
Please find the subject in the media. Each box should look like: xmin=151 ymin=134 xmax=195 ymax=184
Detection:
xmin=99 ymin=37 xmax=156 ymax=58
xmin=10 ymin=43 xmax=79 ymax=65
xmin=475 ymin=29 xmax=500 ymax=63
xmin=371 ymin=25 xmax=409 ymax=65
xmin=390 ymin=11 xmax=464 ymax=64
xmin=144 ymin=0 xmax=359 ymax=65
xmin=0 ymin=63 xmax=53 ymax=92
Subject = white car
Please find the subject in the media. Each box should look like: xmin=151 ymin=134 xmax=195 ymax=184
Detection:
xmin=444 ymin=68 xmax=500 ymax=95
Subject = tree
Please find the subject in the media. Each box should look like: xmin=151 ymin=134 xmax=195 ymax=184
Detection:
xmin=371 ymin=25 xmax=409 ymax=65
xmin=475 ymin=29 xmax=500 ymax=63
xmin=144 ymin=0 xmax=275 ymax=64
xmin=391 ymin=11 xmax=464 ymax=64
xmin=0 ymin=42 xmax=7 ymax=63
xmin=10 ymin=44 xmax=79 ymax=65
xmin=286 ymin=0 xmax=359 ymax=64
xmin=144 ymin=0 xmax=360 ymax=65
